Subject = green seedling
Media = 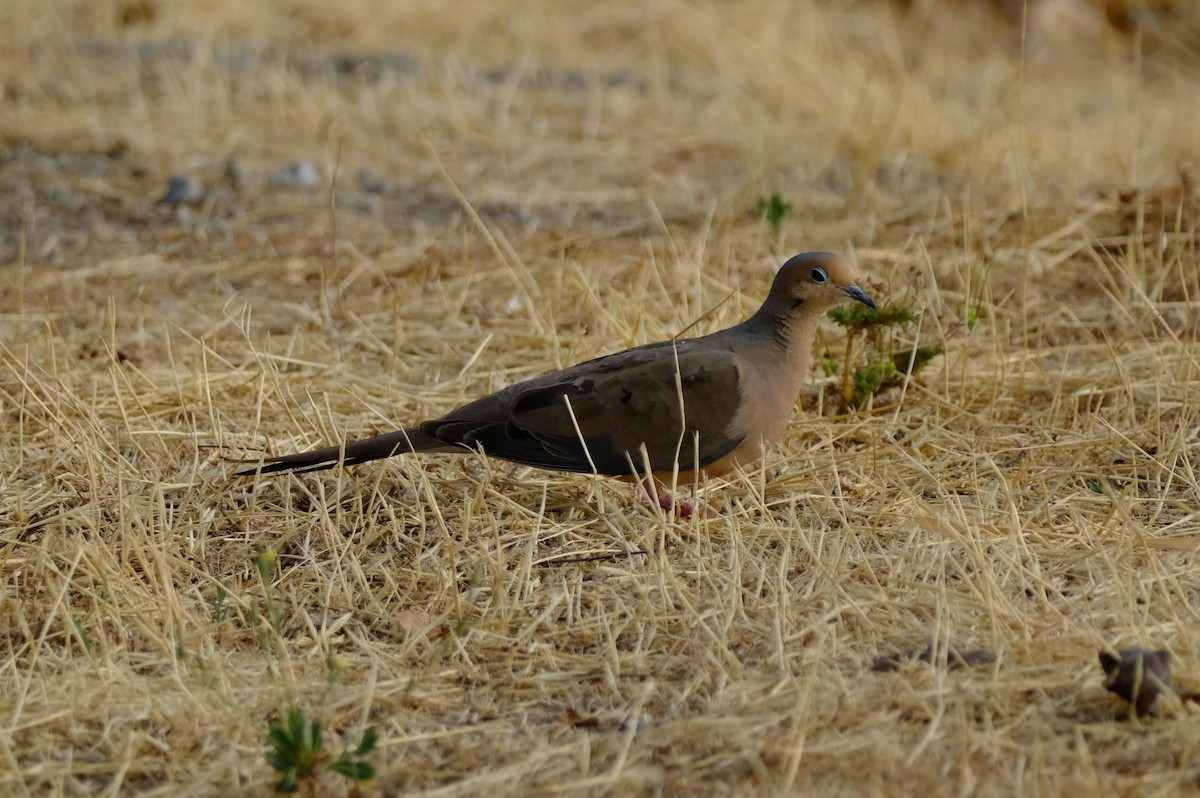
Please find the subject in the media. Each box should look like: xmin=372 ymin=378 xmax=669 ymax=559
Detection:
xmin=265 ymin=707 xmax=377 ymax=794
xmin=755 ymin=192 xmax=793 ymax=233
xmin=827 ymin=302 xmax=940 ymax=410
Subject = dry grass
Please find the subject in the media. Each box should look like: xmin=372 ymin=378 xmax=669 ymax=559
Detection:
xmin=3 ymin=0 xmax=1200 ymax=795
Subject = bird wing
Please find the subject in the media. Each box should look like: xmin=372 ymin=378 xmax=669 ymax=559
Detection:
xmin=422 ymin=338 xmax=747 ymax=475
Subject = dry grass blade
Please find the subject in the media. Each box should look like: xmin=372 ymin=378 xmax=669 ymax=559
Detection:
xmin=3 ymin=0 xmax=1200 ymax=795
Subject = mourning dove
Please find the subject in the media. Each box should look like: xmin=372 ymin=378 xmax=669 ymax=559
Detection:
xmin=237 ymin=252 xmax=875 ymax=488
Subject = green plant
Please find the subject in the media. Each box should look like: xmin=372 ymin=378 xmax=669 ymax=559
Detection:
xmin=256 ymin=550 xmax=282 ymax=634
xmin=755 ymin=192 xmax=793 ymax=233
xmin=265 ymin=708 xmax=320 ymax=793
xmin=965 ymin=303 xmax=979 ymax=331
xmin=265 ymin=707 xmax=377 ymax=794
xmin=827 ymin=302 xmax=940 ymax=410
xmin=964 ymin=259 xmax=990 ymax=332
xmin=71 ymin=616 xmax=94 ymax=655
xmin=329 ymin=727 xmax=378 ymax=783
xmin=208 ymin=584 xmax=229 ymax=623
xmin=251 ymin=556 xmax=380 ymax=793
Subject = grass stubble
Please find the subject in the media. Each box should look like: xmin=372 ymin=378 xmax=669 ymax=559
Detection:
xmin=2 ymin=0 xmax=1200 ymax=794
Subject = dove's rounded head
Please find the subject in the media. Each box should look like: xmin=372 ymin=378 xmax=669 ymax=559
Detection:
xmin=769 ymin=252 xmax=876 ymax=312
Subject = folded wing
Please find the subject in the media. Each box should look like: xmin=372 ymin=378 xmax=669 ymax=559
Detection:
xmin=423 ymin=340 xmax=746 ymax=475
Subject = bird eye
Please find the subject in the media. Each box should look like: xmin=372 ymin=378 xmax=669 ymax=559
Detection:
xmin=811 ymin=267 xmax=828 ymax=283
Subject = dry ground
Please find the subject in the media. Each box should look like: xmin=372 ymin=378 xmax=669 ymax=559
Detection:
xmin=3 ymin=0 xmax=1200 ymax=795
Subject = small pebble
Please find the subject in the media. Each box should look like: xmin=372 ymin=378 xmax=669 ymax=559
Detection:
xmin=159 ymin=174 xmax=204 ymax=205
xmin=269 ymin=160 xmax=320 ymax=190
xmin=357 ymin=168 xmax=394 ymax=195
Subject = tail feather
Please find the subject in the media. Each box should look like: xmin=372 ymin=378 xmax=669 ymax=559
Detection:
xmin=237 ymin=427 xmax=460 ymax=476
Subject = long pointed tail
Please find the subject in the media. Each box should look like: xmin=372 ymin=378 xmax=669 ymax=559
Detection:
xmin=236 ymin=427 xmax=460 ymax=476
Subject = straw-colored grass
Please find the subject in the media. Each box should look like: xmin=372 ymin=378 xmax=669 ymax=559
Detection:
xmin=3 ymin=0 xmax=1200 ymax=794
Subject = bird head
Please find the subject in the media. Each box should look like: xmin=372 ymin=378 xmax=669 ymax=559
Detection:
xmin=768 ymin=252 xmax=876 ymax=314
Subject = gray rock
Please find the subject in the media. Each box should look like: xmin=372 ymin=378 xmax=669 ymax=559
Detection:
xmin=269 ymin=160 xmax=320 ymax=190
xmin=160 ymin=174 xmax=205 ymax=205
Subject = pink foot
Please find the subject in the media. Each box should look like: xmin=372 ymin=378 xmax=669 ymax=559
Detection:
xmin=658 ymin=493 xmax=694 ymax=519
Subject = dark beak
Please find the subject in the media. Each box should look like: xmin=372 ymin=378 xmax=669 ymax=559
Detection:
xmin=843 ymin=285 xmax=876 ymax=309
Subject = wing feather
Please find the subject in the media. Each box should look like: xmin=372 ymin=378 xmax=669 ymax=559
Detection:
xmin=422 ymin=340 xmax=746 ymax=475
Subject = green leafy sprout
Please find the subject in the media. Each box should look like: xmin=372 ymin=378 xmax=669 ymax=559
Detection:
xmin=265 ymin=707 xmax=377 ymax=794
xmin=253 ymin=555 xmax=380 ymax=794
xmin=755 ymin=192 xmax=793 ymax=233
xmin=827 ymin=302 xmax=941 ymax=410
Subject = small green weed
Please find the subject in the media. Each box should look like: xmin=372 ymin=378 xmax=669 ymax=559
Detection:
xmin=265 ymin=706 xmax=377 ymax=794
xmin=208 ymin=585 xmax=229 ymax=623
xmin=755 ymin=192 xmax=793 ymax=233
xmin=256 ymin=550 xmax=282 ymax=633
xmin=827 ymin=302 xmax=940 ymax=410
xmin=251 ymin=555 xmax=379 ymax=794
xmin=71 ymin=616 xmax=94 ymax=655
xmin=965 ymin=303 xmax=979 ymax=331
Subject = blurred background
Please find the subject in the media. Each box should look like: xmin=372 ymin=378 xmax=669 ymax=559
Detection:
xmin=3 ymin=0 xmax=1197 ymax=281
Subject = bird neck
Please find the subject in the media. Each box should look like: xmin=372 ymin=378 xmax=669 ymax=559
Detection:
xmin=739 ymin=300 xmax=820 ymax=357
